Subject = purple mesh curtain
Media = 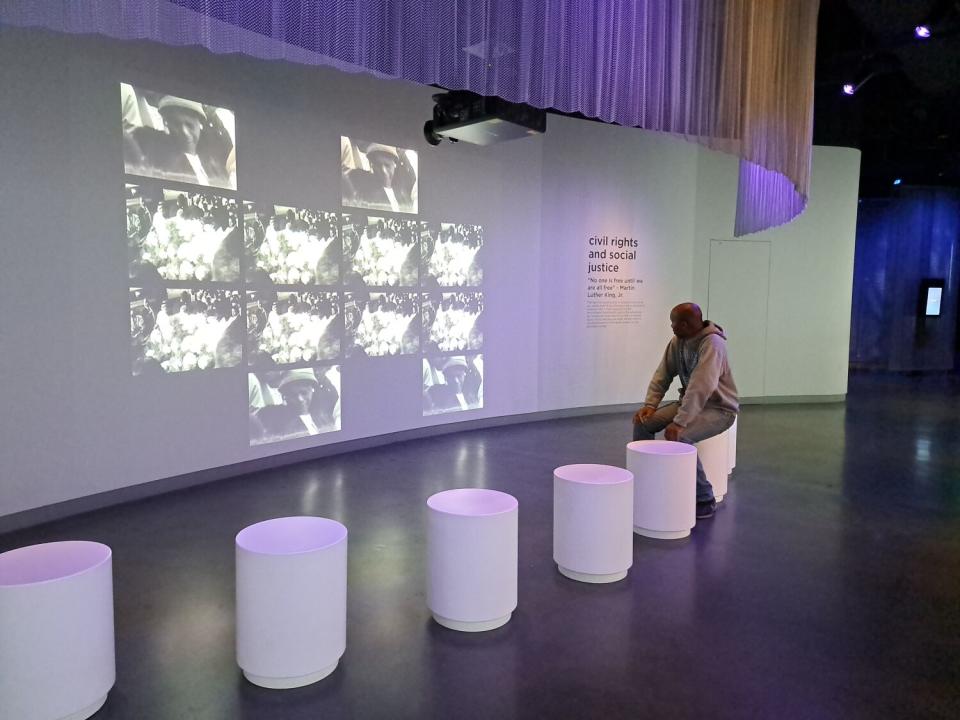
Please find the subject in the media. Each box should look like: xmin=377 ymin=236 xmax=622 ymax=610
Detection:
xmin=0 ymin=0 xmax=819 ymax=235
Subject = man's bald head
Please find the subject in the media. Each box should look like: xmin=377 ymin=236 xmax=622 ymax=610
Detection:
xmin=670 ymin=302 xmax=705 ymax=339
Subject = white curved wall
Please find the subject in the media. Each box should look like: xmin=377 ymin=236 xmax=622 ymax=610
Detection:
xmin=0 ymin=28 xmax=858 ymax=520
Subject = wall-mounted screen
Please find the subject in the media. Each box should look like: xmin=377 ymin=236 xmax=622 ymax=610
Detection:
xmin=919 ymin=279 xmax=946 ymax=318
xmin=121 ymin=83 xmax=236 ymax=190
xmin=925 ymin=287 xmax=943 ymax=317
xmin=341 ymin=137 xmax=418 ymax=214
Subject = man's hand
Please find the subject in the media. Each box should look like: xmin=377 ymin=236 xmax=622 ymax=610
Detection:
xmin=633 ymin=406 xmax=656 ymax=425
xmin=664 ymin=422 xmax=683 ymax=442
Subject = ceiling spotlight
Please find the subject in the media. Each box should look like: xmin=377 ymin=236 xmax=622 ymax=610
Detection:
xmin=915 ymin=25 xmax=932 ymax=38
xmin=842 ymin=83 xmax=856 ymax=96
xmin=893 ymin=178 xmax=902 ymax=186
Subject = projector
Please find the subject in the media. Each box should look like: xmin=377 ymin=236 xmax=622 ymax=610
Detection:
xmin=424 ymin=91 xmax=546 ymax=146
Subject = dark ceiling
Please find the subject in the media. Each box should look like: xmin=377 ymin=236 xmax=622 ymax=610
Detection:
xmin=814 ymin=0 xmax=960 ymax=196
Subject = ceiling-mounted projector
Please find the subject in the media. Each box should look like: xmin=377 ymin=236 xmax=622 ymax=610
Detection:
xmin=423 ymin=91 xmax=546 ymax=146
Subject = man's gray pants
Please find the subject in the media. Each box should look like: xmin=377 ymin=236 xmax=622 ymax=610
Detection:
xmin=632 ymin=402 xmax=737 ymax=504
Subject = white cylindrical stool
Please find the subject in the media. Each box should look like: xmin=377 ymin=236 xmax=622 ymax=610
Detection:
xmin=728 ymin=416 xmax=738 ymax=475
xmin=553 ymin=464 xmax=634 ymax=583
xmin=427 ymin=489 xmax=518 ymax=632
xmin=697 ymin=432 xmax=729 ymax=502
xmin=0 ymin=541 xmax=115 ymax=720
xmin=627 ymin=440 xmax=697 ymax=539
xmin=236 ymin=516 xmax=347 ymax=689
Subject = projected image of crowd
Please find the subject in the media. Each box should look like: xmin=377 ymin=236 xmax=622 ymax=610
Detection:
xmin=130 ymin=288 xmax=242 ymax=375
xmin=127 ymin=185 xmax=240 ymax=283
xmin=247 ymin=291 xmax=342 ymax=367
xmin=344 ymin=292 xmax=421 ymax=357
xmin=249 ymin=366 xmax=341 ymax=445
xmin=244 ymin=205 xmax=340 ymax=286
xmin=422 ymin=291 xmax=484 ymax=353
xmin=122 ymin=82 xmax=484 ymax=441
xmin=342 ymin=214 xmax=419 ymax=287
xmin=420 ymin=223 xmax=484 ymax=288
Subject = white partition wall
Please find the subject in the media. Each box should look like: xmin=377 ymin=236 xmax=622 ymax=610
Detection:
xmin=0 ymin=26 xmax=859 ymax=521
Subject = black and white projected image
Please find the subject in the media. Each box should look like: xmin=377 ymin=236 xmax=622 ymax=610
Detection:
xmin=247 ymin=291 xmax=342 ymax=367
xmin=130 ymin=287 xmax=242 ymax=375
xmin=422 ymin=291 xmax=484 ymax=353
xmin=121 ymin=83 xmax=236 ymax=190
xmin=341 ymin=137 xmax=418 ymax=214
xmin=244 ymin=204 xmax=340 ymax=286
xmin=423 ymin=354 xmax=484 ymax=416
xmin=249 ymin=365 xmax=341 ymax=446
xmin=344 ymin=292 xmax=420 ymax=357
xmin=421 ymin=222 xmax=483 ymax=288
xmin=126 ymin=185 xmax=240 ymax=283
xmin=341 ymin=214 xmax=419 ymax=287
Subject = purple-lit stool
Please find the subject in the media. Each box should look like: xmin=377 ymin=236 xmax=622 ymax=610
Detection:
xmin=236 ymin=516 xmax=347 ymax=688
xmin=627 ymin=440 xmax=698 ymax=539
xmin=0 ymin=541 xmax=115 ymax=720
xmin=427 ymin=489 xmax=518 ymax=632
xmin=696 ymin=432 xmax=729 ymax=503
xmin=728 ymin=417 xmax=738 ymax=475
xmin=553 ymin=464 xmax=634 ymax=583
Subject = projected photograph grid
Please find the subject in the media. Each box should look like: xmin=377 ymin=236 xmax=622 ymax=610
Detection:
xmin=120 ymin=90 xmax=486 ymax=437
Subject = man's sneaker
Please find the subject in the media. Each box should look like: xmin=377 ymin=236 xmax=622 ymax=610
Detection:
xmin=696 ymin=500 xmax=716 ymax=519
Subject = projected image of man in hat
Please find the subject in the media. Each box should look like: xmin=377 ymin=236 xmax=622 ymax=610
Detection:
xmin=123 ymin=91 xmax=232 ymax=189
xmin=252 ymin=368 xmax=340 ymax=443
xmin=341 ymin=139 xmax=417 ymax=213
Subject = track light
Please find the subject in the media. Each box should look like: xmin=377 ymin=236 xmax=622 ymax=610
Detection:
xmin=841 ymin=71 xmax=877 ymax=96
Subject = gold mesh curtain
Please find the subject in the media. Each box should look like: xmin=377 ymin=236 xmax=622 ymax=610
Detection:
xmin=716 ymin=0 xmax=820 ymax=234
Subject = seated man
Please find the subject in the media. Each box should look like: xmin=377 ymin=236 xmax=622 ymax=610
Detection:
xmin=633 ymin=303 xmax=739 ymax=519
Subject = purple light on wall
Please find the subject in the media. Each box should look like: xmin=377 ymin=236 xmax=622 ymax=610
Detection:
xmin=842 ymin=83 xmax=856 ymax=96
xmin=915 ymin=25 xmax=932 ymax=39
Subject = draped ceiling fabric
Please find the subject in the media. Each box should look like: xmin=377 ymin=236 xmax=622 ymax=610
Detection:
xmin=0 ymin=0 xmax=820 ymax=236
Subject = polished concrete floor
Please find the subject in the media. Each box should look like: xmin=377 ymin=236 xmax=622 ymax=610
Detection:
xmin=3 ymin=374 xmax=960 ymax=719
